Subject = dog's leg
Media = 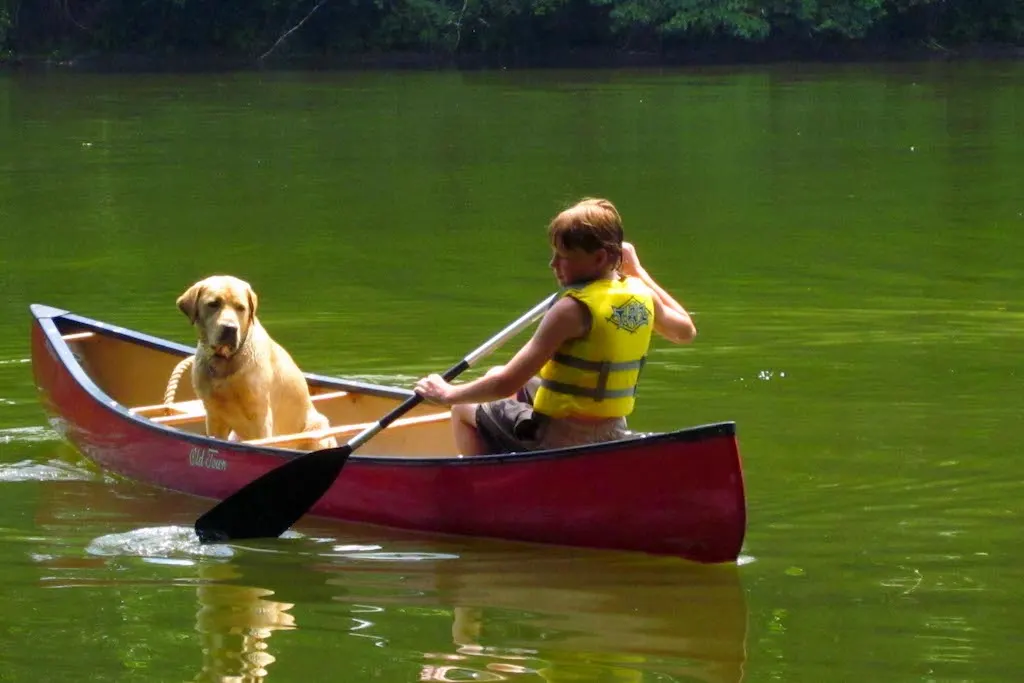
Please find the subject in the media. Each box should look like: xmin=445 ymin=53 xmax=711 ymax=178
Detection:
xmin=307 ymin=409 xmax=337 ymax=449
xmin=254 ymin=407 xmax=274 ymax=440
xmin=206 ymin=414 xmax=233 ymax=441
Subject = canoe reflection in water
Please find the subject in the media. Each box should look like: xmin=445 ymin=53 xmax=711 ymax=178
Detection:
xmin=33 ymin=477 xmax=747 ymax=683
xmin=354 ymin=550 xmax=745 ymax=683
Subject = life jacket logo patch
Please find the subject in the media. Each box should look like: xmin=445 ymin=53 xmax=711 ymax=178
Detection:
xmin=607 ymin=296 xmax=650 ymax=333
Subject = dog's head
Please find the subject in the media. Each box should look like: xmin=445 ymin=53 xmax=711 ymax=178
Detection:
xmin=176 ymin=275 xmax=258 ymax=357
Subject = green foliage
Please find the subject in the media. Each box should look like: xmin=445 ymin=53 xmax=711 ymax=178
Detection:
xmin=0 ymin=0 xmax=15 ymax=56
xmin=1 ymin=0 xmax=1021 ymax=62
xmin=0 ymin=6 xmax=10 ymax=50
xmin=774 ymin=0 xmax=888 ymax=38
xmin=585 ymin=0 xmax=924 ymax=43
xmin=374 ymin=0 xmax=456 ymax=50
xmin=942 ymin=0 xmax=1024 ymax=43
xmin=591 ymin=0 xmax=771 ymax=40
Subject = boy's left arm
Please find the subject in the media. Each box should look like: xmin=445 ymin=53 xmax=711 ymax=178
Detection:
xmin=620 ymin=242 xmax=696 ymax=343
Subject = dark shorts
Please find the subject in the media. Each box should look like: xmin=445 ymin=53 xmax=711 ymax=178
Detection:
xmin=475 ymin=377 xmax=628 ymax=454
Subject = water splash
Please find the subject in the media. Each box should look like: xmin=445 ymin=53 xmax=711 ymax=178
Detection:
xmin=0 ymin=458 xmax=92 ymax=482
xmin=757 ymin=369 xmax=786 ymax=381
xmin=85 ymin=525 xmax=235 ymax=561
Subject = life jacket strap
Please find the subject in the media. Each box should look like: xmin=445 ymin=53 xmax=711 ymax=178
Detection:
xmin=538 ymin=379 xmax=639 ymax=401
xmin=540 ymin=354 xmax=647 ymax=402
xmin=550 ymin=352 xmax=646 ymax=372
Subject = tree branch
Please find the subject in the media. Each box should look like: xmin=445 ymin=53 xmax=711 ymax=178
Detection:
xmin=258 ymin=0 xmax=330 ymax=63
xmin=453 ymin=0 xmax=468 ymax=51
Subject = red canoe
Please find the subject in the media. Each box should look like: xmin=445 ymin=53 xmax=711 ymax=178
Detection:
xmin=30 ymin=303 xmax=747 ymax=564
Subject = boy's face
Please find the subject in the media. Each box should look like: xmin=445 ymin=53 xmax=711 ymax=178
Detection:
xmin=549 ymin=245 xmax=610 ymax=286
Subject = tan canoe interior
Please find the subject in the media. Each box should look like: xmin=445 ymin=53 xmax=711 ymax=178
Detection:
xmin=60 ymin=330 xmax=458 ymax=456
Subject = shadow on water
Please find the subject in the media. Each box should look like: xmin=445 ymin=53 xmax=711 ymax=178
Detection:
xmin=29 ymin=470 xmax=749 ymax=683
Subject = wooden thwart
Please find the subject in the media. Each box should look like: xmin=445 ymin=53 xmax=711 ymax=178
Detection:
xmin=128 ymin=385 xmax=450 ymax=448
xmin=129 ymin=390 xmax=351 ymax=426
xmin=150 ymin=404 xmax=206 ymax=425
xmin=130 ymin=399 xmax=205 ymax=423
xmin=245 ymin=411 xmax=452 ymax=448
xmin=61 ymin=332 xmax=96 ymax=342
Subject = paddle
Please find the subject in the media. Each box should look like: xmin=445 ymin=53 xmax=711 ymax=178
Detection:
xmin=194 ymin=292 xmax=559 ymax=544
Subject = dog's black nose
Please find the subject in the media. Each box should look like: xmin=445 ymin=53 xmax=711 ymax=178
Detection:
xmin=217 ymin=325 xmax=238 ymax=346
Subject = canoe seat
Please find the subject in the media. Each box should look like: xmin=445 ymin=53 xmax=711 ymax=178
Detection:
xmin=129 ymin=390 xmax=350 ymax=427
xmin=245 ymin=411 xmax=452 ymax=449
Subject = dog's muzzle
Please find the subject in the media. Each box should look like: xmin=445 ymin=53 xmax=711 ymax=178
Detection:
xmin=213 ymin=325 xmax=240 ymax=357
xmin=216 ymin=324 xmax=238 ymax=346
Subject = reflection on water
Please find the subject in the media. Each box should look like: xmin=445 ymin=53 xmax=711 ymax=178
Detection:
xmin=30 ymin=478 xmax=748 ymax=683
xmin=424 ymin=607 xmax=543 ymax=681
xmin=303 ymin=519 xmax=748 ymax=683
xmin=192 ymin=563 xmax=296 ymax=683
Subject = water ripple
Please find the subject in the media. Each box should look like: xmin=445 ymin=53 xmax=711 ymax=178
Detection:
xmin=346 ymin=373 xmax=419 ymax=386
xmin=0 ymin=425 xmax=62 ymax=444
xmin=0 ymin=458 xmax=93 ymax=482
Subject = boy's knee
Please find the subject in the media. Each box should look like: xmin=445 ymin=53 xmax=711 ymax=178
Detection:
xmin=452 ymin=403 xmax=477 ymax=425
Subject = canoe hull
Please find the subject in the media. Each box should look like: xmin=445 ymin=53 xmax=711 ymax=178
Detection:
xmin=31 ymin=304 xmax=747 ymax=563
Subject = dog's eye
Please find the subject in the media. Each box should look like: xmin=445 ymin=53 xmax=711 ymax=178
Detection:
xmin=206 ymin=299 xmax=222 ymax=310
xmin=233 ymin=304 xmax=246 ymax=313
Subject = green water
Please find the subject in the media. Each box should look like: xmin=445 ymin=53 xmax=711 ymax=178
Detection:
xmin=1 ymin=62 xmax=1022 ymax=682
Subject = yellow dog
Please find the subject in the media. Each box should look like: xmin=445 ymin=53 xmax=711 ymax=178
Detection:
xmin=176 ymin=275 xmax=336 ymax=451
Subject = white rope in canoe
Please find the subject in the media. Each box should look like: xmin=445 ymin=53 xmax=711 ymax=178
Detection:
xmin=163 ymin=355 xmax=195 ymax=405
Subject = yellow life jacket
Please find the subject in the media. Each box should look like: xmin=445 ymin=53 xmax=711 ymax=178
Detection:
xmin=533 ymin=277 xmax=654 ymax=419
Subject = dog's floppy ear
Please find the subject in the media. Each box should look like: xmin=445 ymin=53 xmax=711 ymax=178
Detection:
xmin=244 ymin=281 xmax=258 ymax=321
xmin=176 ymin=283 xmax=205 ymax=324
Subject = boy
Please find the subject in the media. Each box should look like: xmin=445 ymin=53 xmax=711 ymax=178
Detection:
xmin=415 ymin=197 xmax=696 ymax=454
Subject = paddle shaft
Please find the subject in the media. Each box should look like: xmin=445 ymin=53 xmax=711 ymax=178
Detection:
xmin=345 ymin=290 xmax=559 ymax=452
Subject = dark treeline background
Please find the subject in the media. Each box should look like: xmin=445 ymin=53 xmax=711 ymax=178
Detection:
xmin=2 ymin=0 xmax=1023 ymax=66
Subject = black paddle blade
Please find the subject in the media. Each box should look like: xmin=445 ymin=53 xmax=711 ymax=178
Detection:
xmin=194 ymin=445 xmax=352 ymax=543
